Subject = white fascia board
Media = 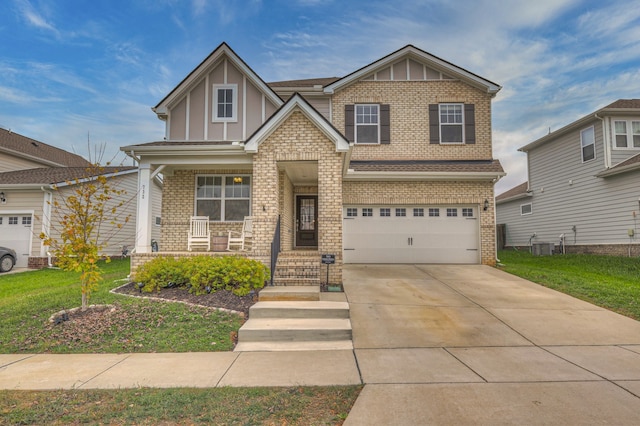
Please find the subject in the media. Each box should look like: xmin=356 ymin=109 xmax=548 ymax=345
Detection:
xmin=596 ymin=162 xmax=640 ymax=178
xmin=343 ymin=170 xmax=506 ymax=182
xmin=0 ymin=147 xmax=67 ymax=168
xmin=140 ymin=154 xmax=252 ymax=166
xmin=0 ymin=184 xmax=45 ymax=190
xmin=245 ymin=94 xmax=350 ymax=153
xmin=324 ymin=46 xmax=501 ymax=95
xmin=495 ymin=192 xmax=533 ymax=205
xmin=52 ymin=169 xmax=139 ymax=188
xmin=120 ymin=143 xmax=246 ymax=154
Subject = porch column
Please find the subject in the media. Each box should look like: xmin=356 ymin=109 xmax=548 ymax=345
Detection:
xmin=136 ymin=162 xmax=152 ymax=253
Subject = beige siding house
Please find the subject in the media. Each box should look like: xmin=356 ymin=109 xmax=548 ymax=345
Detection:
xmin=123 ymin=43 xmax=505 ymax=284
xmin=0 ymin=128 xmax=162 ymax=268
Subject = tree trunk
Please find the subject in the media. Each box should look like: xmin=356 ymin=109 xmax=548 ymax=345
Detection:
xmin=82 ymin=292 xmax=88 ymax=311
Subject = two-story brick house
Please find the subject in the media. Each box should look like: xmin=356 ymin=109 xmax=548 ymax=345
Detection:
xmin=122 ymin=43 xmax=504 ymax=284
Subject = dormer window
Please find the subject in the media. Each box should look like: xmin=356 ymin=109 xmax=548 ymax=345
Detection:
xmin=213 ymin=84 xmax=237 ymax=122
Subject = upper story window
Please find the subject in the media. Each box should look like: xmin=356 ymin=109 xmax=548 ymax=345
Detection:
xmin=355 ymin=104 xmax=380 ymax=144
xmin=345 ymin=104 xmax=390 ymax=144
xmin=196 ymin=175 xmax=250 ymax=221
xmin=212 ymin=84 xmax=237 ymax=122
xmin=429 ymin=104 xmax=475 ymax=145
xmin=439 ymin=104 xmax=464 ymax=143
xmin=613 ymin=120 xmax=640 ymax=149
xmin=580 ymin=126 xmax=595 ymax=162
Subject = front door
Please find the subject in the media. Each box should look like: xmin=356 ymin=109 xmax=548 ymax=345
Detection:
xmin=296 ymin=196 xmax=318 ymax=247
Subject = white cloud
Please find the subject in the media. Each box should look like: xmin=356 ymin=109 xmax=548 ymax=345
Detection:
xmin=13 ymin=0 xmax=60 ymax=37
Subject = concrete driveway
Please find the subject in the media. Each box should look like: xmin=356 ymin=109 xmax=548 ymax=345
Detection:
xmin=343 ymin=264 xmax=640 ymax=425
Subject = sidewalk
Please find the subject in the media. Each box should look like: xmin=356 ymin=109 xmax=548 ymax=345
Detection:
xmin=2 ymin=265 xmax=640 ymax=425
xmin=0 ymin=350 xmax=361 ymax=389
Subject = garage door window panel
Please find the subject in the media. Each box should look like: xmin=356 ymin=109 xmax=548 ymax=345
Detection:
xmin=429 ymin=208 xmax=440 ymax=217
xmin=9 ymin=217 xmax=18 ymax=225
xmin=362 ymin=208 xmax=373 ymax=217
xmin=380 ymin=208 xmax=390 ymax=217
xmin=395 ymin=208 xmax=406 ymax=217
xmin=447 ymin=208 xmax=458 ymax=217
xmin=413 ymin=208 xmax=424 ymax=217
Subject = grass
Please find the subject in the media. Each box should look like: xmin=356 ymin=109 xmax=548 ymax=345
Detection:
xmin=497 ymin=250 xmax=640 ymax=320
xmin=0 ymin=386 xmax=363 ymax=425
xmin=0 ymin=259 xmax=242 ymax=353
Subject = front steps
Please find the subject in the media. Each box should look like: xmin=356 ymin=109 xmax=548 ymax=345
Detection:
xmin=272 ymin=251 xmax=320 ymax=286
xmin=234 ymin=286 xmax=353 ymax=352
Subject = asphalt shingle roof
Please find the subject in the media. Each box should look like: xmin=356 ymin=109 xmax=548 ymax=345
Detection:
xmin=496 ymin=181 xmax=529 ymax=202
xmin=348 ymin=159 xmax=504 ymax=173
xmin=0 ymin=166 xmax=136 ymax=185
xmin=0 ymin=128 xmax=90 ymax=167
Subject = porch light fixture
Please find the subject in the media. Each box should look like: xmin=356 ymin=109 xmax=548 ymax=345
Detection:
xmin=233 ymin=176 xmax=243 ymax=183
xmin=0 ymin=192 xmax=5 ymax=203
xmin=483 ymin=199 xmax=489 ymax=211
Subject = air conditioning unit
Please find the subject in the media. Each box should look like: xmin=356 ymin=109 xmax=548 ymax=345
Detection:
xmin=532 ymin=242 xmax=554 ymax=256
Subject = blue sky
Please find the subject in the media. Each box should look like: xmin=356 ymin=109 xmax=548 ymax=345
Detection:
xmin=1 ymin=0 xmax=639 ymax=193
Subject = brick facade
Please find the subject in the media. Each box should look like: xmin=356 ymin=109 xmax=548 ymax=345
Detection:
xmin=252 ymin=110 xmax=344 ymax=283
xmin=332 ymin=80 xmax=494 ymax=161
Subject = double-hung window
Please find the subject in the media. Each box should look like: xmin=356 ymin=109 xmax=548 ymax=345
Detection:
xmin=355 ymin=104 xmax=379 ymax=144
xmin=212 ymin=84 xmax=237 ymax=122
xmin=580 ymin=126 xmax=595 ymax=162
xmin=613 ymin=120 xmax=640 ymax=149
xmin=196 ymin=175 xmax=250 ymax=221
xmin=439 ymin=104 xmax=464 ymax=143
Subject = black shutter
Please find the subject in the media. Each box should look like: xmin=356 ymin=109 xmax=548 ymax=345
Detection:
xmin=345 ymin=105 xmax=354 ymax=143
xmin=380 ymin=104 xmax=390 ymax=144
xmin=464 ymin=104 xmax=475 ymax=144
xmin=429 ymin=104 xmax=439 ymax=144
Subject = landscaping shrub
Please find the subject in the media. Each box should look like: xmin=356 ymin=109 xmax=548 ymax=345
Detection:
xmin=135 ymin=256 xmax=268 ymax=296
xmin=134 ymin=256 xmax=189 ymax=292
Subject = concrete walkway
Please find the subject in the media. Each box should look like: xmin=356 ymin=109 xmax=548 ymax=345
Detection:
xmin=2 ymin=264 xmax=640 ymax=424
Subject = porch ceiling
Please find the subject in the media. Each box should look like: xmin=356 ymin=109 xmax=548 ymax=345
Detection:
xmin=278 ymin=161 xmax=318 ymax=185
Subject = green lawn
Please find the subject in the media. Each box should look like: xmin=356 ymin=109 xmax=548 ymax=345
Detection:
xmin=0 ymin=386 xmax=362 ymax=425
xmin=497 ymin=250 xmax=640 ymax=320
xmin=0 ymin=261 xmax=363 ymax=424
xmin=0 ymin=259 xmax=242 ymax=353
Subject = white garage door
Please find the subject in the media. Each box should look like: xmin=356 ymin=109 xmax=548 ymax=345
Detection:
xmin=343 ymin=206 xmax=479 ymax=264
xmin=0 ymin=214 xmax=33 ymax=268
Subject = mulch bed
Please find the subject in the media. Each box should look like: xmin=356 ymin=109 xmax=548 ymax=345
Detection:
xmin=112 ymin=282 xmax=261 ymax=318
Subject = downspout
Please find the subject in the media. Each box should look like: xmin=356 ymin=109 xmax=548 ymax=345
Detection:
xmin=594 ymin=113 xmax=609 ymax=168
xmin=40 ymin=186 xmax=54 ymax=266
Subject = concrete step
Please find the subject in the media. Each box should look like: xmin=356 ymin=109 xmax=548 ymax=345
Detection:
xmin=238 ymin=318 xmax=352 ymax=342
xmin=234 ymin=340 xmax=353 ymax=352
xmin=259 ymin=286 xmax=320 ymax=301
xmin=249 ymin=301 xmax=350 ymax=319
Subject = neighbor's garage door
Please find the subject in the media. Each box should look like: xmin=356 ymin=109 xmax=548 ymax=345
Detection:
xmin=343 ymin=206 xmax=479 ymax=264
xmin=0 ymin=214 xmax=33 ymax=267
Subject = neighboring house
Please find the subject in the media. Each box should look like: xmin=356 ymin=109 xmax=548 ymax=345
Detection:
xmin=0 ymin=128 xmax=162 ymax=268
xmin=122 ymin=43 xmax=505 ymax=284
xmin=496 ymin=99 xmax=640 ymax=256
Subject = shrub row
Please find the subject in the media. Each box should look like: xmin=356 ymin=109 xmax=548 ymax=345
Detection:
xmin=134 ymin=255 xmax=269 ymax=296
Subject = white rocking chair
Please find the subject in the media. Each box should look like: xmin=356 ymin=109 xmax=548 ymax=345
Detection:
xmin=227 ymin=216 xmax=252 ymax=251
xmin=187 ymin=216 xmax=211 ymax=251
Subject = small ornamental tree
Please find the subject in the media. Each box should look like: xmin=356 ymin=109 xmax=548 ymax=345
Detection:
xmin=40 ymin=161 xmax=132 ymax=310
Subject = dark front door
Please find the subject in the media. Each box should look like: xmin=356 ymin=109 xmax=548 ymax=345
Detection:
xmin=296 ymin=196 xmax=318 ymax=247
